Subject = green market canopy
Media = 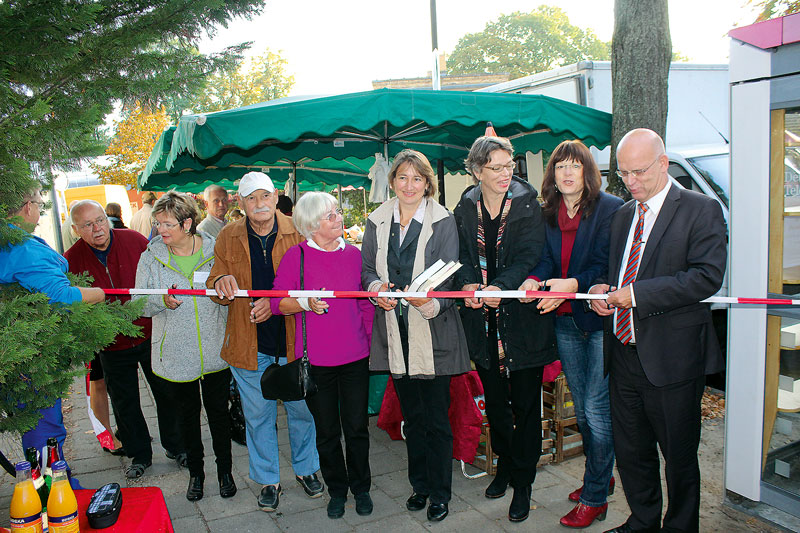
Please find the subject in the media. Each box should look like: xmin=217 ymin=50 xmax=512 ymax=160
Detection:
xmin=139 ymin=88 xmax=612 ymax=193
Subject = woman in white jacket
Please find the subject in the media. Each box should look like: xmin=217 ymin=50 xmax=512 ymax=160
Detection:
xmin=135 ymin=191 xmax=234 ymax=503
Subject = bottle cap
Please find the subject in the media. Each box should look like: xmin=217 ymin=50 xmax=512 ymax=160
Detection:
xmin=52 ymin=460 xmax=68 ymax=472
xmin=15 ymin=461 xmax=31 ymax=472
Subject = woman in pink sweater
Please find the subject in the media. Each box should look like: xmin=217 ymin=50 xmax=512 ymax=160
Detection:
xmin=271 ymin=192 xmax=374 ymax=520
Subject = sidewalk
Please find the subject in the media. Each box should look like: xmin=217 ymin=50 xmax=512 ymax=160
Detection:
xmin=2 ymin=372 xmax=764 ymax=532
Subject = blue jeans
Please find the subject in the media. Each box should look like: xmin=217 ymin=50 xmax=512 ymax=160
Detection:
xmin=555 ymin=316 xmax=615 ymax=506
xmin=229 ymin=352 xmax=319 ymax=485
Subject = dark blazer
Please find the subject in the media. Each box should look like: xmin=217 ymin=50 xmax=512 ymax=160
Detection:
xmin=454 ymin=176 xmax=557 ymax=371
xmin=531 ymin=191 xmax=623 ymax=332
xmin=603 ymin=184 xmax=727 ymax=387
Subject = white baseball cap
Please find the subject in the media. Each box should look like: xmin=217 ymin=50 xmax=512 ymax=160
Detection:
xmin=238 ymin=171 xmax=275 ymax=197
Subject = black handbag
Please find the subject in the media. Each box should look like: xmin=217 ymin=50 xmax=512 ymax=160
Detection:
xmin=260 ymin=247 xmax=317 ymax=401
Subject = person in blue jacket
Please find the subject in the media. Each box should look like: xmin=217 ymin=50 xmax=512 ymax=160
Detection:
xmin=0 ymin=186 xmax=105 ymax=478
xmin=520 ymin=140 xmax=623 ymax=529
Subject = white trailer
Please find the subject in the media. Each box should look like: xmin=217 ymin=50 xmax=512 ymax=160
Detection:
xmin=479 ymin=60 xmax=729 ymax=165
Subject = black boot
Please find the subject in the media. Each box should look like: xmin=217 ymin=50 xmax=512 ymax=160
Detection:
xmin=508 ymin=485 xmax=531 ymax=522
xmin=186 ymin=474 xmax=204 ymax=501
xmin=218 ymin=472 xmax=237 ymax=498
xmin=485 ymin=472 xmax=510 ymax=499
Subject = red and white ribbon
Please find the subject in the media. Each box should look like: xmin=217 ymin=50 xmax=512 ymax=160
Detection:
xmin=103 ymin=288 xmax=800 ymax=305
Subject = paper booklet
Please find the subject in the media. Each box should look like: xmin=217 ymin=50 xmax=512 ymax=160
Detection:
xmin=400 ymin=260 xmax=463 ymax=306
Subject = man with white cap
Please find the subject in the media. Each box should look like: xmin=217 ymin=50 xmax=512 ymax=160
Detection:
xmin=207 ymin=172 xmax=322 ymax=512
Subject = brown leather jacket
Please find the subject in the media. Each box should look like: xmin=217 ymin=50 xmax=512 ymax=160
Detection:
xmin=207 ymin=213 xmax=302 ymax=370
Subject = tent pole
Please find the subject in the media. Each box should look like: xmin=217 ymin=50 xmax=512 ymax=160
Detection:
xmin=437 ymin=159 xmax=445 ymax=206
xmin=337 ymin=184 xmax=342 ymax=207
xmin=363 ymin=187 xmax=367 ymax=219
xmin=292 ymin=161 xmax=298 ymax=202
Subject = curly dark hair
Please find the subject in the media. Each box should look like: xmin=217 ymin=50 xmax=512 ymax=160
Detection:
xmin=541 ymin=140 xmax=602 ymax=227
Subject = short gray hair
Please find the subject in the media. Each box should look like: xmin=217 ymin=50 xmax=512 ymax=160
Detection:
xmin=70 ymin=199 xmax=105 ymax=222
xmin=152 ymin=190 xmax=201 ymax=234
xmin=10 ymin=183 xmax=41 ymax=215
xmin=465 ymin=136 xmax=514 ymax=184
xmin=292 ymin=192 xmax=337 ymax=240
xmin=203 ymin=184 xmax=227 ymax=199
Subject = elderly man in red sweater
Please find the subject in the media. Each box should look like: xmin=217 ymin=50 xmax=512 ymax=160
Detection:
xmin=65 ymin=199 xmax=186 ymax=480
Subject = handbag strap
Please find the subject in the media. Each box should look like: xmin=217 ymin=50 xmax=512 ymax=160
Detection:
xmin=299 ymin=246 xmax=308 ymax=362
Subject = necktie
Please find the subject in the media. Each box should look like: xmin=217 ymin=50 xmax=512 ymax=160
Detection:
xmin=615 ymin=203 xmax=648 ymax=345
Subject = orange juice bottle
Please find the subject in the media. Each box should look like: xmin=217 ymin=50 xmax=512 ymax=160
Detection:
xmin=9 ymin=461 xmax=44 ymax=533
xmin=46 ymin=461 xmax=79 ymax=533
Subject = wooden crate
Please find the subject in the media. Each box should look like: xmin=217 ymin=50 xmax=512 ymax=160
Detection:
xmin=473 ymin=418 xmax=554 ymax=475
xmin=542 ymin=373 xmax=584 ymax=463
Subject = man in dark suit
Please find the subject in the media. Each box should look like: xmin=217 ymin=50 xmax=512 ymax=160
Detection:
xmin=589 ymin=129 xmax=727 ymax=533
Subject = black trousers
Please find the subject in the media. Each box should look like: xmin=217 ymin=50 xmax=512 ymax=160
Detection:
xmin=393 ymin=374 xmax=452 ymax=504
xmin=609 ymin=339 xmax=705 ymax=533
xmin=167 ymin=369 xmax=233 ymax=478
xmin=305 ymin=358 xmax=371 ymax=498
xmin=99 ymin=341 xmax=185 ymax=464
xmin=476 ymin=361 xmax=544 ymax=489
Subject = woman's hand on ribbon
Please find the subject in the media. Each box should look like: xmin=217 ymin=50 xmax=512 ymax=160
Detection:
xmin=518 ymin=278 xmax=538 ymax=303
xmin=481 ymin=285 xmax=502 ymax=308
xmin=163 ymin=283 xmax=183 ymax=310
xmin=403 ymin=285 xmax=431 ymax=308
xmin=376 ymin=282 xmax=397 ymax=311
xmin=537 ymin=278 xmax=577 ymax=314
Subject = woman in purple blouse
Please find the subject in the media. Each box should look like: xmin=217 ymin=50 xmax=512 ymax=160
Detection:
xmin=271 ymin=192 xmax=375 ymax=520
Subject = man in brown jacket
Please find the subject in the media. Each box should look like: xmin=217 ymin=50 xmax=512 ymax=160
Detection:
xmin=208 ymin=172 xmax=321 ymax=512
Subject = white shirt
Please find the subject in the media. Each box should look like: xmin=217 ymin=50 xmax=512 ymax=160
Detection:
xmin=613 ymin=182 xmax=672 ymax=343
xmin=297 ymin=236 xmax=346 ymax=310
xmin=393 ymin=198 xmax=427 ymax=246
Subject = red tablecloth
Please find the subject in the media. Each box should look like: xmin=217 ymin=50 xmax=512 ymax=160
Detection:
xmin=74 ymin=487 xmax=173 ymax=532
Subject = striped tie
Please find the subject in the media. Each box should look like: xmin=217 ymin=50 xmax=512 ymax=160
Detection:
xmin=615 ymin=203 xmax=648 ymax=345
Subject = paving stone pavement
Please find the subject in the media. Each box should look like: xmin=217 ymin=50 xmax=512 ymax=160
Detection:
xmin=0 ymin=373 xmax=764 ymax=532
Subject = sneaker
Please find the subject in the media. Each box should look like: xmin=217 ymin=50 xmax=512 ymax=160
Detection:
xmin=295 ymin=474 xmax=324 ymax=498
xmin=354 ymin=492 xmax=373 ymax=516
xmin=257 ymin=484 xmax=281 ymax=512
xmin=125 ymin=460 xmax=152 ymax=479
xmin=327 ymin=496 xmax=346 ymax=519
xmin=165 ymin=450 xmax=188 ymax=468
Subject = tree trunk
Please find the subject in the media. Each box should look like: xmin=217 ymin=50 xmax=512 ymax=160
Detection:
xmin=608 ymin=0 xmax=672 ymax=198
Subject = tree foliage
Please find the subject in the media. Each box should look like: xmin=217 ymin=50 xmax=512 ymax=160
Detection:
xmin=177 ymin=48 xmax=295 ymax=117
xmin=750 ymin=0 xmax=800 ymax=21
xmin=91 ymin=104 xmax=169 ymax=189
xmin=447 ymin=7 xmax=610 ymax=78
xmin=0 ymin=275 xmax=145 ymax=435
xmin=607 ymin=0 xmax=672 ymax=198
xmin=0 ymin=0 xmax=264 ymax=436
xmin=0 ymin=0 xmax=265 ymax=220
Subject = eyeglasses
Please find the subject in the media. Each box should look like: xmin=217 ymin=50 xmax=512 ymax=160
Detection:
xmin=555 ymin=163 xmax=583 ymax=171
xmin=616 ymin=157 xmax=660 ymax=179
xmin=322 ymin=208 xmax=343 ymax=222
xmin=77 ymin=217 xmax=109 ymax=231
xmin=153 ymin=220 xmax=183 ymax=230
xmin=27 ymin=199 xmax=46 ymax=213
xmin=484 ymin=161 xmax=516 ymax=173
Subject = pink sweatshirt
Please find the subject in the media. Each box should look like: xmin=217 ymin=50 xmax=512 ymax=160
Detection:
xmin=271 ymin=241 xmax=374 ymax=367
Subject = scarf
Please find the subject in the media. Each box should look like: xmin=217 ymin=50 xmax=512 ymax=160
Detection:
xmin=476 ymin=191 xmax=513 ymax=376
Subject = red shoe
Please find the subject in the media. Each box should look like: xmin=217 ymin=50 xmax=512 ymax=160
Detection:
xmin=568 ymin=476 xmax=615 ymax=502
xmin=559 ymin=502 xmax=608 ymax=528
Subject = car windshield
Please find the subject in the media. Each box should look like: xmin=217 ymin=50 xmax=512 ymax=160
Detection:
xmin=687 ymin=154 xmax=729 ymax=208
